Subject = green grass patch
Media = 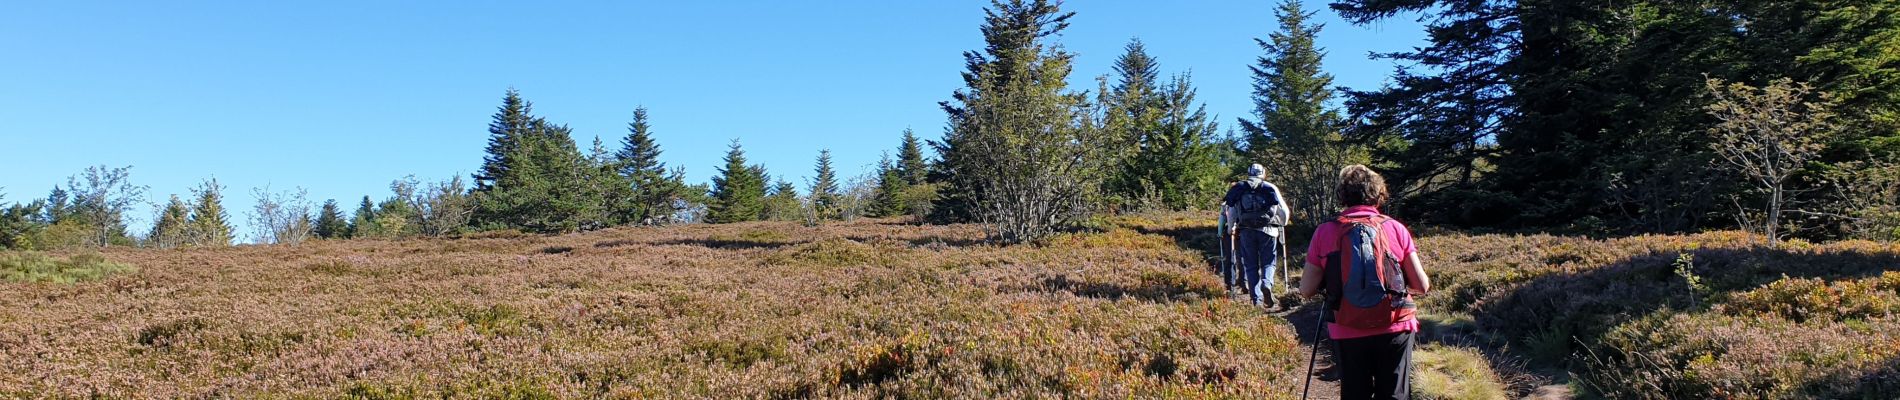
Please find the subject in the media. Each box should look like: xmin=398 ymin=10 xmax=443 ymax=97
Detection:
xmin=1413 ymin=345 xmax=1510 ymax=400
xmin=709 ymin=229 xmax=793 ymax=245
xmin=768 ymin=238 xmax=883 ymax=266
xmin=686 ymin=337 xmax=789 ymax=369
xmin=1 ymin=251 xmax=136 ymax=283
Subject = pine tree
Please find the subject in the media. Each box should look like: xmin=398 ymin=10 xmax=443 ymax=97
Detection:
xmin=586 ymin=135 xmax=633 ymax=228
xmin=763 ymin=178 xmax=802 ymax=222
xmin=513 ymin=120 xmax=601 ymax=233
xmin=466 ymin=90 xmax=603 ymax=233
xmin=1240 ymin=0 xmax=1362 ymax=224
xmin=809 ymin=149 xmax=840 ymax=220
xmin=43 ymin=186 xmax=70 ymax=223
xmin=348 ymin=196 xmax=375 ymax=238
xmin=897 ymin=129 xmax=928 ymax=186
xmin=0 ymin=198 xmax=46 ymax=250
xmin=371 ymin=193 xmax=416 ymax=238
xmin=1154 ymin=74 xmax=1228 ymax=210
xmin=474 ymin=88 xmax=536 ymax=191
xmin=870 ymin=153 xmax=906 ymax=217
xmin=312 ymin=199 xmax=348 ymax=239
xmin=149 ymin=195 xmax=191 ymax=248
xmin=889 ymin=129 xmax=935 ymax=218
xmin=1330 ymin=0 xmax=1898 ymax=233
xmin=708 ymin=139 xmax=766 ymax=224
xmin=587 ymin=135 xmax=611 ymax=164
xmin=186 ymin=178 xmax=234 ymax=247
xmin=932 ymin=0 xmax=1105 ymax=241
xmin=614 ymin=107 xmax=681 ymax=223
xmin=1103 ymin=38 xmax=1166 ymax=208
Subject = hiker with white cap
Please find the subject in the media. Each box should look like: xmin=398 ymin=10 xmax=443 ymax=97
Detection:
xmin=1220 ymin=163 xmax=1291 ymax=309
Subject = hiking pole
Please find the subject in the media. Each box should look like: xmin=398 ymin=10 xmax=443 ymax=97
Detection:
xmin=1228 ymin=223 xmax=1240 ymax=294
xmin=1278 ymin=232 xmax=1288 ymax=293
xmin=1217 ymin=208 xmax=1229 ymax=293
xmin=1302 ymin=307 xmax=1325 ymax=400
xmin=1233 ymin=211 xmax=1243 ymax=292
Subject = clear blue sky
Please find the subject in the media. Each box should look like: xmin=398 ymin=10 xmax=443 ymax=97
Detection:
xmin=0 ymin=1 xmax=1423 ymax=239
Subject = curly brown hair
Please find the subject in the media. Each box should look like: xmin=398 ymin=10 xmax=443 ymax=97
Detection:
xmin=1337 ymin=164 xmax=1389 ymax=208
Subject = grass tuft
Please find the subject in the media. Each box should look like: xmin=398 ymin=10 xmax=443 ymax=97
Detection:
xmin=1413 ymin=345 xmax=1510 ymax=400
xmin=1 ymin=251 xmax=135 ymax=283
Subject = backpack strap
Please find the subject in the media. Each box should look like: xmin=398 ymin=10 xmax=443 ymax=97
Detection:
xmin=1361 ymin=214 xmax=1409 ymax=297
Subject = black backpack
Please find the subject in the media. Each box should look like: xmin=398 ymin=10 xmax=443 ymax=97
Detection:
xmin=1235 ymin=181 xmax=1283 ymax=228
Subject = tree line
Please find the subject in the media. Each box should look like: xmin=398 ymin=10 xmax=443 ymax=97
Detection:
xmin=1327 ymin=0 xmax=1899 ymax=242
xmin=4 ymin=0 xmax=1894 ymax=248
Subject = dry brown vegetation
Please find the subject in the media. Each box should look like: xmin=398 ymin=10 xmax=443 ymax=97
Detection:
xmin=0 ymin=215 xmax=1306 ymax=399
xmin=11 ymin=212 xmax=1896 ymax=399
xmin=1416 ymin=231 xmax=1900 ymax=399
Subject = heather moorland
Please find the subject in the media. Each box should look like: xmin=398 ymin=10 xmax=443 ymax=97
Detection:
xmin=2 ymin=215 xmax=1307 ymax=399
xmin=7 ymin=213 xmax=1898 ymax=399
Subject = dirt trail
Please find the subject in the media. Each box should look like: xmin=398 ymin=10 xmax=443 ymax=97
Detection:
xmin=1216 ymin=288 xmax=1339 ymax=399
xmin=1266 ymin=294 xmax=1341 ymax=400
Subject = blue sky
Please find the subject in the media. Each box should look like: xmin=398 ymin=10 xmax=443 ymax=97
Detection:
xmin=0 ymin=1 xmax=1424 ymax=239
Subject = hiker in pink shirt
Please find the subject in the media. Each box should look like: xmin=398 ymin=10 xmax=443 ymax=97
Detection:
xmin=1299 ymin=164 xmax=1432 ymax=400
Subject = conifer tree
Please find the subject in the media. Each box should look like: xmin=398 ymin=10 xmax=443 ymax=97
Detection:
xmin=149 ymin=195 xmax=191 ymax=248
xmin=0 ymin=197 xmax=45 ymax=250
xmin=348 ymin=196 xmax=375 ymax=238
xmin=1105 ymin=38 xmax=1161 ymax=158
xmin=474 ymin=88 xmax=535 ymax=191
xmin=370 ymin=190 xmax=416 ymax=238
xmin=186 ymin=178 xmax=233 ymax=247
xmin=763 ymin=178 xmax=803 ymax=222
xmin=1327 ymin=0 xmax=1898 ymax=232
xmin=585 ymin=135 xmax=633 ymax=228
xmin=1103 ymin=38 xmax=1166 ymax=208
xmin=587 ymin=136 xmax=611 ymax=164
xmin=312 ymin=199 xmax=348 ymax=239
xmin=932 ymin=0 xmax=1105 ymax=241
xmin=1134 ymin=73 xmax=1227 ymax=210
xmin=890 ymin=130 xmax=936 ymax=218
xmin=870 ymin=153 xmax=906 ymax=217
xmin=708 ymin=140 xmax=766 ymax=223
xmin=1240 ymin=0 xmax=1362 ymax=225
xmin=809 ymin=149 xmax=840 ymax=220
xmin=510 ymin=120 xmax=601 ymax=232
xmin=897 ymin=129 xmax=928 ymax=186
xmin=43 ymin=187 xmax=71 ymax=223
xmin=614 ymin=107 xmax=683 ymax=223
xmin=466 ymin=89 xmax=603 ymax=233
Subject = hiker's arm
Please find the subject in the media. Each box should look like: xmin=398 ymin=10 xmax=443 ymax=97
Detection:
xmin=1299 ymin=261 xmax=1322 ymax=298
xmin=1216 ymin=183 xmax=1238 ymax=209
xmin=1271 ymin=185 xmax=1290 ymax=224
xmin=1402 ymin=252 xmax=1430 ymax=295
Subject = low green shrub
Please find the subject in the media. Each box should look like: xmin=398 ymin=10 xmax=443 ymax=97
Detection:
xmin=1721 ymin=271 xmax=1900 ymax=323
xmin=1417 ymin=232 xmax=1900 ymax=399
xmin=768 ymin=238 xmax=883 ymax=267
xmin=1582 ymin=312 xmax=1900 ymax=399
xmin=0 ymin=251 xmax=135 ymax=283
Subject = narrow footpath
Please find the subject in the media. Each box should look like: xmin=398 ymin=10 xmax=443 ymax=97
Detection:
xmin=1266 ymin=295 xmax=1341 ymax=400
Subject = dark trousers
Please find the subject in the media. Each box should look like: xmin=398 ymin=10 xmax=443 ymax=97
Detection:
xmin=1220 ymin=232 xmax=1238 ymax=289
xmin=1236 ymin=229 xmax=1278 ymax=303
xmin=1335 ymin=330 xmax=1414 ymax=400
